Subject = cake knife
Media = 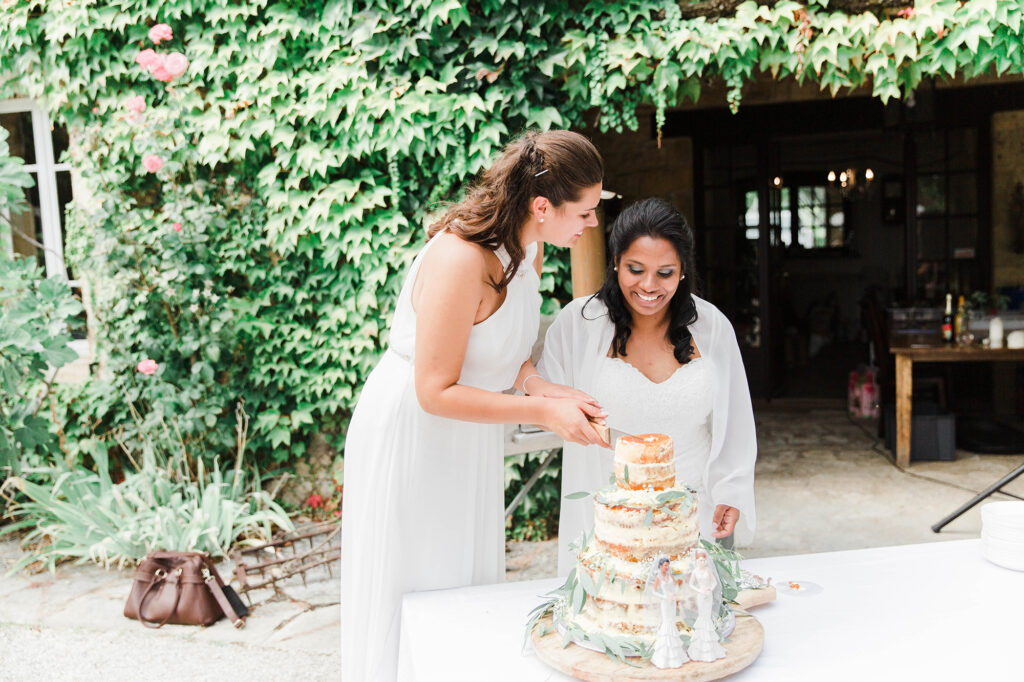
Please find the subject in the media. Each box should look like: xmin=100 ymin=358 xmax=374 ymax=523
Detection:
xmin=589 ymin=419 xmax=634 ymax=448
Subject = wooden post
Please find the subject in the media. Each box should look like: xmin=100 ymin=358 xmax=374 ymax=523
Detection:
xmin=895 ymin=352 xmax=913 ymax=469
xmin=569 ymin=219 xmax=607 ymax=298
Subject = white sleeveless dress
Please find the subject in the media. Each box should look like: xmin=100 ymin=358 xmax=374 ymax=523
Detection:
xmin=340 ymin=234 xmax=540 ymax=682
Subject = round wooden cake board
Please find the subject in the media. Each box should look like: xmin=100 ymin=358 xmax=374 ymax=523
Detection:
xmin=531 ymin=612 xmax=764 ymax=682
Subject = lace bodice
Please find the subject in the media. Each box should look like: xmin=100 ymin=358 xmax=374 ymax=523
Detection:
xmin=590 ymin=355 xmax=715 ymax=492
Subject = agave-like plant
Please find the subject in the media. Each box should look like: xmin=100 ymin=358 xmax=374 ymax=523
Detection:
xmin=1 ymin=401 xmax=293 ymax=573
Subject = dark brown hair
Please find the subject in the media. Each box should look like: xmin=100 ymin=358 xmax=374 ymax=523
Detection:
xmin=429 ymin=129 xmax=604 ymax=290
xmin=585 ymin=198 xmax=700 ymax=364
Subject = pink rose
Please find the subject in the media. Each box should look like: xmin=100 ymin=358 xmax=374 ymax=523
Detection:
xmin=135 ymin=48 xmax=158 ymax=68
xmin=172 ymin=222 xmax=182 ymax=232
xmin=164 ymin=52 xmax=189 ymax=79
xmin=142 ymin=154 xmax=163 ymax=173
xmin=151 ymin=65 xmax=174 ymax=82
xmin=145 ymin=54 xmax=174 ymax=82
xmin=137 ymin=359 xmax=158 ymax=375
xmin=148 ymin=23 xmax=173 ymax=45
xmin=125 ymin=95 xmax=146 ymax=114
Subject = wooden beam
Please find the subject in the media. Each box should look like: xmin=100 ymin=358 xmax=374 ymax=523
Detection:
xmin=569 ymin=220 xmax=607 ymax=298
xmin=895 ymin=352 xmax=913 ymax=468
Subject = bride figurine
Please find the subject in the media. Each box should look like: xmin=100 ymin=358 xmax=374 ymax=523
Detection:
xmin=645 ymin=556 xmax=689 ymax=668
xmin=687 ymin=549 xmax=727 ymax=662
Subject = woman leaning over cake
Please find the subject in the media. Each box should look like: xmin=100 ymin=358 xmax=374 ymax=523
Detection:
xmin=536 ymin=197 xmax=758 ymax=576
xmin=341 ymin=130 xmax=609 ymax=682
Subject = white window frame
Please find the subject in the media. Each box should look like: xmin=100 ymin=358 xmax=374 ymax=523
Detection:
xmin=0 ymin=97 xmax=74 ymax=284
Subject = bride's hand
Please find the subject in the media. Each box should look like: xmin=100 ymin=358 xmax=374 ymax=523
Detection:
xmin=541 ymin=398 xmax=607 ymax=446
xmin=712 ymin=505 xmax=740 ymax=538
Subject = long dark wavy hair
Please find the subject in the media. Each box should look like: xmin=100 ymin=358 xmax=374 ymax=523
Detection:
xmin=429 ymin=130 xmax=604 ymax=290
xmin=584 ymin=198 xmax=700 ymax=364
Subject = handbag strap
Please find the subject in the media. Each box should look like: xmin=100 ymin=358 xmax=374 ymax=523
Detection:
xmin=138 ymin=568 xmax=183 ymax=629
xmin=201 ymin=557 xmax=245 ymax=629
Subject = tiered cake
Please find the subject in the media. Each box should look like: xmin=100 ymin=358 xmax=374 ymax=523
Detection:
xmin=557 ymin=433 xmax=700 ymax=647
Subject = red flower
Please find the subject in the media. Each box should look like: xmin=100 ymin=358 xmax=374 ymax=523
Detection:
xmin=305 ymin=493 xmax=323 ymax=509
xmin=172 ymin=222 xmax=182 ymax=232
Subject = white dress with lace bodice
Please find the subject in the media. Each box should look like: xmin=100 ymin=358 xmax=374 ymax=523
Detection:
xmin=539 ymin=296 xmax=757 ymax=577
xmin=591 ymin=356 xmax=715 ymax=493
xmin=341 ymin=234 xmax=540 ymax=682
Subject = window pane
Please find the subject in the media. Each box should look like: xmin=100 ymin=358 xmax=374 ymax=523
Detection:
xmin=10 ymin=172 xmax=45 ymax=268
xmin=916 ymin=218 xmax=946 ymax=260
xmin=949 ymin=218 xmax=977 ymax=257
xmin=0 ymin=111 xmax=36 ymax=164
xmin=916 ymin=174 xmax=946 ymax=217
xmin=52 ymin=124 xmax=70 ymax=164
xmin=57 ymin=170 xmax=74 ymax=279
xmin=948 ymin=173 xmax=976 ymax=215
xmin=744 ymin=190 xmax=759 ymax=241
xmin=915 ymin=259 xmax=946 ymax=303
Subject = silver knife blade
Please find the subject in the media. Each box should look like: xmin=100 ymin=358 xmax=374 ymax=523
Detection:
xmin=607 ymin=426 xmax=634 ymax=446
xmin=590 ymin=420 xmax=634 ymax=447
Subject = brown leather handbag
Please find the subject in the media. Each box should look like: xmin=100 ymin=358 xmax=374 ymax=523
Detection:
xmin=124 ymin=551 xmax=247 ymax=629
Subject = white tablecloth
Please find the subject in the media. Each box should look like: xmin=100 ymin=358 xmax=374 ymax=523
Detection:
xmin=398 ymin=540 xmax=1023 ymax=681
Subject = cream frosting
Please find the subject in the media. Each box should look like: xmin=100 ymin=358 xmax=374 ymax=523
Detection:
xmin=560 ymin=433 xmax=704 ymax=646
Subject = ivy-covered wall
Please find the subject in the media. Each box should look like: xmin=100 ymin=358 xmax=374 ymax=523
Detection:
xmin=1 ymin=0 xmax=1022 ymax=471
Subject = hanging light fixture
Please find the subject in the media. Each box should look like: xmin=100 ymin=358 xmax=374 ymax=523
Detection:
xmin=827 ymin=166 xmax=874 ymax=200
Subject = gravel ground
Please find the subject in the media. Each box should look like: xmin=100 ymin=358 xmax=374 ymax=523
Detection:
xmin=0 ymin=623 xmax=341 ymax=682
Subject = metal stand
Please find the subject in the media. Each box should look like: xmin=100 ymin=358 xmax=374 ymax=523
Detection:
xmin=931 ymin=461 xmax=1024 ymax=532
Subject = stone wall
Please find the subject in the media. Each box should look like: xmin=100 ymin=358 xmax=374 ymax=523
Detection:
xmin=588 ymin=113 xmax=695 ymax=224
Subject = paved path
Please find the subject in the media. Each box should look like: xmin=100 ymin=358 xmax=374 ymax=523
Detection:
xmin=0 ymin=543 xmax=341 ymax=681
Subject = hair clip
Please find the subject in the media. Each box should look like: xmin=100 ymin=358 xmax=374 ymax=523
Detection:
xmin=534 ymin=169 xmax=549 ymax=177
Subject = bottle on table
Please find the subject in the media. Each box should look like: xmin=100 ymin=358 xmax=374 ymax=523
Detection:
xmin=942 ymin=293 xmax=954 ymax=344
xmin=954 ymin=295 xmax=968 ymax=345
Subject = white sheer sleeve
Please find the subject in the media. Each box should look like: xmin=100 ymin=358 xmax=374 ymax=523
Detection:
xmin=702 ymin=302 xmax=758 ymax=545
xmin=536 ymin=301 xmax=575 ymax=387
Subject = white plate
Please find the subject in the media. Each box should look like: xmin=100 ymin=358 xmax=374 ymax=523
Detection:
xmin=774 ymin=580 xmax=823 ymax=597
xmin=982 ymin=501 xmax=1024 ymax=527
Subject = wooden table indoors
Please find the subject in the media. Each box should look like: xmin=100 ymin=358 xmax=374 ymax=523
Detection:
xmin=890 ymin=345 xmax=1024 ymax=467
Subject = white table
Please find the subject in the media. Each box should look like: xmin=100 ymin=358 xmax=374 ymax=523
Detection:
xmin=398 ymin=540 xmax=1023 ymax=681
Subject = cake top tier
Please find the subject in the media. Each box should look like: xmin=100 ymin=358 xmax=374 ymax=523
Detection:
xmin=614 ymin=433 xmax=674 ymax=490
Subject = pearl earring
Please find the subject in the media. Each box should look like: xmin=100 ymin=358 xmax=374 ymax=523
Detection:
xmin=681 ymin=274 xmax=686 ymax=280
xmin=539 ymin=217 xmax=544 ymax=223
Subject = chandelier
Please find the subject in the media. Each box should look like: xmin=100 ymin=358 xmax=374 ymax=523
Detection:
xmin=827 ymin=167 xmax=874 ymax=200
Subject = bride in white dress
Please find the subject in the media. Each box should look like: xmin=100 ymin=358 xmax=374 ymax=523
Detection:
xmin=341 ymin=131 xmax=608 ymax=682
xmin=538 ymin=198 xmax=758 ymax=575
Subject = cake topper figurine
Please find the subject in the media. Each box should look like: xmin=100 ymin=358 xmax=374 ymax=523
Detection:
xmin=645 ymin=556 xmax=689 ymax=668
xmin=687 ymin=549 xmax=727 ymax=662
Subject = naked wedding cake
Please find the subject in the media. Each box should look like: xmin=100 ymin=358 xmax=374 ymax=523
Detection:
xmin=554 ymin=433 xmax=701 ymax=648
